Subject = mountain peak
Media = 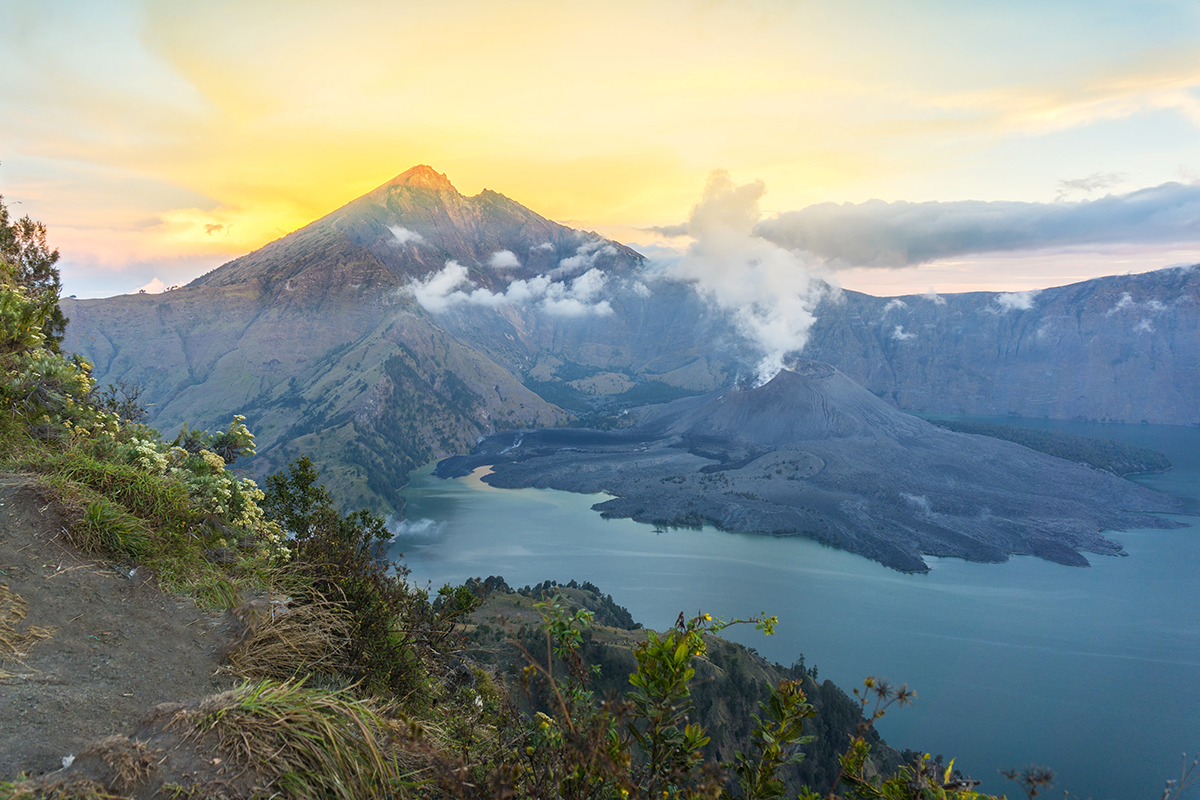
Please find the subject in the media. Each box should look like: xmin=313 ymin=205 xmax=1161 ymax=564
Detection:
xmin=378 ymin=165 xmax=457 ymax=192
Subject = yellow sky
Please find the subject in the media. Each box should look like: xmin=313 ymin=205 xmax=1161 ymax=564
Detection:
xmin=3 ymin=0 xmax=1200 ymax=296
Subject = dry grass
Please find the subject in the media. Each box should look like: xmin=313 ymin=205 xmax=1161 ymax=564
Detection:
xmin=225 ymin=596 xmax=354 ymax=679
xmin=170 ymin=679 xmax=426 ymax=800
xmin=80 ymin=736 xmax=160 ymax=792
xmin=0 ymin=774 xmax=126 ymax=799
xmin=0 ymin=583 xmax=52 ymax=661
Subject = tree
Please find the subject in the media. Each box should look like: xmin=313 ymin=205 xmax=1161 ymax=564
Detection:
xmin=0 ymin=195 xmax=68 ymax=350
xmin=262 ymin=454 xmax=336 ymax=539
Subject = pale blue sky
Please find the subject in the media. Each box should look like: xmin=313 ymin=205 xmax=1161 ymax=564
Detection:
xmin=2 ymin=0 xmax=1199 ymax=296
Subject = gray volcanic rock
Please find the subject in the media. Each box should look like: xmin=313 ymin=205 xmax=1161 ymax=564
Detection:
xmin=440 ymin=361 xmax=1184 ymax=572
xmin=638 ymin=360 xmax=925 ymax=445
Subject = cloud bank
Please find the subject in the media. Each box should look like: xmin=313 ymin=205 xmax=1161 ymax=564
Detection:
xmin=668 ymin=170 xmax=826 ymax=384
xmin=407 ymin=261 xmax=614 ymax=317
xmin=753 ymin=181 xmax=1200 ymax=267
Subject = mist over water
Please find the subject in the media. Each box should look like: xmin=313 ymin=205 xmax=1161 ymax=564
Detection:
xmin=392 ymin=419 xmax=1200 ymax=799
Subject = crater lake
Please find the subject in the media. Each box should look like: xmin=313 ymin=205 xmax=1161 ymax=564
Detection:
xmin=390 ymin=418 xmax=1200 ymax=798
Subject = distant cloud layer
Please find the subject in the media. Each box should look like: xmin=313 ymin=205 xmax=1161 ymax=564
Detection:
xmin=752 ymin=182 xmax=1200 ymax=267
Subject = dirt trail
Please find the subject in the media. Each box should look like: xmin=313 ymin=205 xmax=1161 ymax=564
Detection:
xmin=0 ymin=475 xmax=236 ymax=779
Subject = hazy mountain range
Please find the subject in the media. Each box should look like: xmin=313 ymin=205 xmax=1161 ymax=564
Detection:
xmin=62 ymin=166 xmax=1200 ymax=517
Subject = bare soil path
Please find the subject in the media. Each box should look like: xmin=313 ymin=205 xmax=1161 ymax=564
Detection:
xmin=0 ymin=475 xmax=236 ymax=779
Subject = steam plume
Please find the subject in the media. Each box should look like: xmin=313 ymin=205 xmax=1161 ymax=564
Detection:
xmin=671 ymin=171 xmax=826 ymax=384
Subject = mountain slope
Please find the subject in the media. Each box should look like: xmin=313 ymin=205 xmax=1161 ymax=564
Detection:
xmin=62 ymin=167 xmax=1200 ymax=517
xmin=62 ymin=167 xmax=729 ymax=515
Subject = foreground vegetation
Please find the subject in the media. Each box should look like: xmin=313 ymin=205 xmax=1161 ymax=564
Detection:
xmin=2 ymin=196 xmax=1195 ymax=799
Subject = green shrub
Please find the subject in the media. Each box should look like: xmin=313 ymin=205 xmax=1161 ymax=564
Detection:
xmin=264 ymin=456 xmax=479 ymax=698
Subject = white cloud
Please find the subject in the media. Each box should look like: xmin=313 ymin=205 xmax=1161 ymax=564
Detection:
xmin=408 ymin=260 xmax=470 ymax=311
xmin=558 ymin=240 xmax=618 ymax=273
xmin=891 ymin=325 xmax=916 ymax=341
xmin=533 ymin=242 xmax=555 ymax=251
xmin=539 ymin=269 xmax=614 ymax=316
xmin=1146 ymin=299 xmax=1167 ymax=312
xmin=488 ymin=250 xmax=520 ymax=269
xmin=389 ymin=225 xmax=425 ymax=245
xmin=386 ymin=516 xmax=446 ymax=541
xmin=629 ymin=280 xmax=652 ymax=298
xmin=1107 ymin=292 xmax=1135 ymax=315
xmin=567 ymin=267 xmax=607 ymax=301
xmin=923 ymin=288 xmax=946 ymax=305
xmin=135 ymin=277 xmax=165 ymax=294
xmin=995 ymin=290 xmax=1040 ymax=312
xmin=541 ymin=296 xmax=614 ymax=317
xmin=1054 ymin=172 xmax=1127 ymax=202
xmin=1134 ymin=318 xmax=1155 ymax=333
xmin=901 ymin=493 xmax=931 ymax=515
xmin=883 ymin=298 xmax=907 ymax=312
xmin=666 ymin=170 xmax=827 ymax=384
xmin=406 ymin=261 xmax=613 ymax=316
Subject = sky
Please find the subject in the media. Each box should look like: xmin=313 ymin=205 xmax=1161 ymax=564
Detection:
xmin=3 ymin=0 xmax=1200 ymax=298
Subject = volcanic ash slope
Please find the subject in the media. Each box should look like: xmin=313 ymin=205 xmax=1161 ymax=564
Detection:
xmin=439 ymin=361 xmax=1183 ymax=572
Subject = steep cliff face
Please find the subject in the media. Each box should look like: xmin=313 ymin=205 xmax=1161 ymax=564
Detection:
xmin=804 ymin=267 xmax=1200 ymax=425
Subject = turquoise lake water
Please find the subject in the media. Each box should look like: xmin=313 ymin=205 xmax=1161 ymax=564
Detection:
xmin=389 ymin=418 xmax=1200 ymax=799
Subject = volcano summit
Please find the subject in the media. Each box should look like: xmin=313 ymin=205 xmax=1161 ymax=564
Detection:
xmin=439 ymin=361 xmax=1182 ymax=572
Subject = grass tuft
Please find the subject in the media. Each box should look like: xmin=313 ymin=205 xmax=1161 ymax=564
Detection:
xmin=30 ymin=448 xmax=193 ymax=530
xmin=72 ymin=498 xmax=154 ymax=558
xmin=225 ymin=596 xmax=354 ymax=680
xmin=0 ymin=583 xmax=53 ymax=662
xmin=173 ymin=679 xmax=425 ymax=799
xmin=79 ymin=735 xmax=160 ymax=792
xmin=0 ymin=774 xmax=124 ymax=799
